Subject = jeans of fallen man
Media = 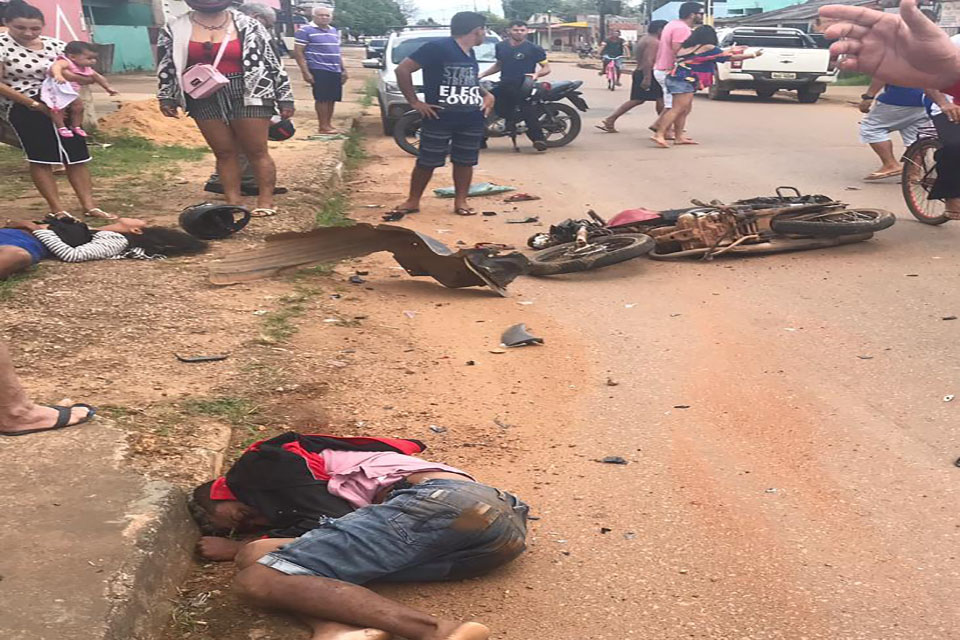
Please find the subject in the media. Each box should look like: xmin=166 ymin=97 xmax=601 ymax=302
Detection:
xmin=494 ymin=82 xmax=545 ymax=142
xmin=209 ymin=153 xmax=255 ymax=187
xmin=257 ymin=478 xmax=529 ymax=584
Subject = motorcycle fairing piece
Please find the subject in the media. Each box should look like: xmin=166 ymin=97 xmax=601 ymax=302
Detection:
xmin=208 ymin=222 xmax=529 ymax=296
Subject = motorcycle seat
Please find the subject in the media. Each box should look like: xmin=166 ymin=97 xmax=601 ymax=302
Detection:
xmin=548 ymin=80 xmax=577 ymax=93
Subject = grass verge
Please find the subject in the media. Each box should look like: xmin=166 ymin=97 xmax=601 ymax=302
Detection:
xmin=314 ymin=127 xmax=366 ymax=228
xmin=0 ymin=270 xmax=35 ymax=302
xmin=360 ymin=77 xmax=377 ymax=107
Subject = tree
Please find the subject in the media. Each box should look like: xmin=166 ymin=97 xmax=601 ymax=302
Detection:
xmin=416 ymin=17 xmax=439 ymax=26
xmin=335 ymin=0 xmax=405 ymax=35
xmin=481 ymin=11 xmax=510 ymax=33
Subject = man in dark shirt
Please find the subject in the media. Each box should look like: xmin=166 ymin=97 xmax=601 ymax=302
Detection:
xmin=386 ymin=12 xmax=495 ymax=219
xmin=480 ymin=20 xmax=551 ymax=150
xmin=600 ymin=29 xmax=630 ymax=85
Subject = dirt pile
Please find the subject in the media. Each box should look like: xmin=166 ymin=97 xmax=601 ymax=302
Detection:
xmin=98 ymin=100 xmax=207 ymax=147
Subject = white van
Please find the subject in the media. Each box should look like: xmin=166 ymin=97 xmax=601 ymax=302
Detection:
xmin=712 ymin=27 xmax=838 ymax=103
xmin=363 ymin=27 xmax=501 ymax=135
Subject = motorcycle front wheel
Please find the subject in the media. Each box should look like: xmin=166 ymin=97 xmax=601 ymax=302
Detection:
xmin=528 ymin=234 xmax=654 ymax=276
xmin=393 ymin=110 xmax=423 ymax=157
xmin=539 ymin=103 xmax=582 ymax=148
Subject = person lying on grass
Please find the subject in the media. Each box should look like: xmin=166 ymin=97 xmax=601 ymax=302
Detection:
xmin=0 ymin=216 xmax=208 ymax=279
xmin=190 ymin=431 xmax=529 ymax=640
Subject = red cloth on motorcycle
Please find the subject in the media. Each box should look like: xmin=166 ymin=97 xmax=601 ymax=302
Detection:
xmin=211 ymin=431 xmax=427 ymax=537
xmin=607 ymin=208 xmax=663 ymax=227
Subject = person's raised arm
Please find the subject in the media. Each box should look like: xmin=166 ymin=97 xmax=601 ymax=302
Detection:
xmin=820 ymin=0 xmax=960 ymax=90
xmin=396 ymin=57 xmax=438 ymax=119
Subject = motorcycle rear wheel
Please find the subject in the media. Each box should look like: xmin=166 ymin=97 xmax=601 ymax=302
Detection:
xmin=540 ymin=103 xmax=582 ymax=148
xmin=528 ymin=234 xmax=653 ymax=276
xmin=770 ymin=208 xmax=896 ymax=237
xmin=393 ymin=111 xmax=422 ymax=157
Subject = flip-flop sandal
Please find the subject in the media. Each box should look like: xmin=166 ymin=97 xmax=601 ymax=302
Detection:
xmin=382 ymin=207 xmax=419 ymax=222
xmin=454 ymin=207 xmax=477 ymax=216
xmin=863 ymin=168 xmax=901 ymax=181
xmin=1 ymin=403 xmax=96 ymax=437
xmin=595 ymin=123 xmax=617 ymax=133
xmin=944 ymin=210 xmax=960 ymax=220
xmin=251 ymin=208 xmax=278 ymax=217
xmin=504 ymin=193 xmax=540 ymax=202
xmin=84 ymin=208 xmax=117 ymax=220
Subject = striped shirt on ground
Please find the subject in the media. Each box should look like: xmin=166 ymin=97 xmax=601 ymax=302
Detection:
xmin=33 ymin=229 xmax=129 ymax=262
xmin=295 ymin=24 xmax=342 ymax=72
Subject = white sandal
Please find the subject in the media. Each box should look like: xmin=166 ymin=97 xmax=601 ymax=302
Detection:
xmin=251 ymin=208 xmax=278 ymax=217
xmin=84 ymin=207 xmax=117 ymax=220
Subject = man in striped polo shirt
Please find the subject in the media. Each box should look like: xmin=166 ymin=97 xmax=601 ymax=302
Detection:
xmin=294 ymin=6 xmax=348 ymax=134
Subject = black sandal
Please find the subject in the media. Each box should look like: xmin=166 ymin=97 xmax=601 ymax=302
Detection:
xmin=382 ymin=207 xmax=419 ymax=222
xmin=1 ymin=403 xmax=96 ymax=437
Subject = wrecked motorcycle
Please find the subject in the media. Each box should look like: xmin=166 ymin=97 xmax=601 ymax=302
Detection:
xmin=394 ymin=78 xmax=589 ymax=156
xmin=526 ymin=188 xmax=896 ymax=274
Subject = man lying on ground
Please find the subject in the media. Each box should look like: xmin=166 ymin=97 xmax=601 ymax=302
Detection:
xmin=191 ymin=432 xmax=529 ymax=640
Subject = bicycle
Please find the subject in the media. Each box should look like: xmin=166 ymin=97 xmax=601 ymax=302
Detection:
xmin=901 ymin=123 xmax=947 ymax=225
xmin=602 ymin=55 xmax=623 ymax=91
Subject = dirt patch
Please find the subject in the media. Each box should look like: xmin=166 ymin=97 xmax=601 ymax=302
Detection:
xmin=98 ymin=100 xmax=207 ymax=147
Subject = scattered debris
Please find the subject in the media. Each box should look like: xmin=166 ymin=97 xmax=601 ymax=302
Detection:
xmin=305 ymin=133 xmax=348 ymax=141
xmin=625 ymin=304 xmax=636 ymax=309
xmin=955 ymin=457 xmax=960 ymax=468
xmin=844 ymin=185 xmax=861 ymax=191
xmin=600 ymin=456 xmax=628 ymax=465
xmin=518 ymin=300 xmax=535 ymax=305
xmin=493 ymin=416 xmax=513 ymax=429
xmin=943 ymin=316 xmax=957 ymax=321
xmin=784 ymin=327 xmax=798 ymax=332
xmin=466 ymin=360 xmax=476 ymax=366
xmin=209 ymin=223 xmax=530 ymax=296
xmin=330 ymin=293 xmax=342 ymax=299
xmin=358 ymin=204 xmax=385 ymax=208
xmin=857 ymin=355 xmax=873 ymax=360
xmin=349 ymin=275 xmax=366 ymax=284
xmin=175 ymin=353 xmax=229 ymax=363
xmin=944 ymin=395 xmax=955 ymax=402
xmin=434 ymin=182 xmax=515 ymax=198
xmin=501 ymin=323 xmax=544 ymax=347
xmin=252 ymin=310 xmax=267 ymax=316
xmin=403 ymin=310 xmax=417 ymax=319
xmin=670 ymin=313 xmax=682 ymax=317
xmin=906 ymin=274 xmax=919 ymax=277
xmin=489 ymin=348 xmax=507 ymax=354
xmin=764 ymin=488 xmax=778 ymax=494
xmin=475 ymin=242 xmax=515 ymax=251
xmin=606 ymin=378 xmax=619 ymax=387
xmin=429 ymin=425 xmax=448 ymax=434
xmin=482 ymin=211 xmax=498 ymax=216
xmin=623 ymin=532 xmax=636 ymax=540
xmin=673 ymin=404 xmax=691 ymax=409
xmin=504 ymin=192 xmax=541 ymax=202
xmin=600 ymin=527 xmax=612 ymax=534
xmin=507 ymin=215 xmax=540 ymax=224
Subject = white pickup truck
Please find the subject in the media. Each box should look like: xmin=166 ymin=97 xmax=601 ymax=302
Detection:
xmin=711 ymin=27 xmax=838 ymax=103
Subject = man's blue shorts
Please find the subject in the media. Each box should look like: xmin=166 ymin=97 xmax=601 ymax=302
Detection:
xmin=417 ymin=115 xmax=484 ymax=169
xmin=0 ymin=229 xmax=48 ymax=264
xmin=258 ymin=478 xmax=529 ymax=584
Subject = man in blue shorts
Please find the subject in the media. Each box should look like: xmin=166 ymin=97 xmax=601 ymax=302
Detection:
xmin=386 ymin=12 xmax=495 ymax=219
xmin=294 ymin=6 xmax=348 ymax=134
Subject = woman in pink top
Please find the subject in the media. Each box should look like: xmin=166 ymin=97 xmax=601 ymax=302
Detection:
xmin=43 ymin=41 xmax=117 ymax=138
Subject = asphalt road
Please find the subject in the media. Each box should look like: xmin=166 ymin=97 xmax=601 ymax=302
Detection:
xmin=361 ymin=62 xmax=960 ymax=639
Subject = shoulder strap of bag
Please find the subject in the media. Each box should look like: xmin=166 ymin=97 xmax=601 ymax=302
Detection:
xmin=211 ymin=22 xmax=234 ymax=69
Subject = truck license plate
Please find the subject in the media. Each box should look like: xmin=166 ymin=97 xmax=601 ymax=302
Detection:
xmin=771 ymin=72 xmax=796 ymax=80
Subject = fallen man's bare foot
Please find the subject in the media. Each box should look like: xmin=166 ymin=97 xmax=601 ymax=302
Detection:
xmin=310 ymin=621 xmax=391 ymax=640
xmin=0 ymin=398 xmax=94 ymax=436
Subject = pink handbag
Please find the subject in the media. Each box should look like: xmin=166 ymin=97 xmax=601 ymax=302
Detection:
xmin=183 ymin=26 xmax=233 ymax=99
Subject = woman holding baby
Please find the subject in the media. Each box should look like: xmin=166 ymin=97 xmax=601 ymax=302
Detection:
xmin=0 ymin=0 xmax=115 ymax=219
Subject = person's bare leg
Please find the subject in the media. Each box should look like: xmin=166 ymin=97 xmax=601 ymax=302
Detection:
xmin=231 ymin=118 xmax=275 ymax=210
xmin=235 ymin=564 xmax=486 ymax=640
xmin=317 ymin=101 xmax=337 ymax=133
xmin=50 ymin=108 xmax=67 ymax=130
xmin=28 ymin=163 xmax=63 ymax=212
xmin=0 ymin=246 xmax=33 ymax=280
xmin=672 ymin=94 xmax=697 ymax=144
xmin=63 ymin=162 xmax=96 ymax=211
xmin=70 ymin=100 xmax=84 ymax=129
xmin=452 ymin=163 xmax=473 ymax=213
xmin=197 ymin=119 xmax=243 ymax=205
xmin=603 ymin=99 xmax=642 ymax=129
xmin=867 ymin=140 xmax=901 ymax=173
xmin=652 ymin=103 xmax=681 ymax=147
xmin=395 ymin=165 xmax=435 ymax=211
xmin=0 ymin=338 xmax=91 ymax=434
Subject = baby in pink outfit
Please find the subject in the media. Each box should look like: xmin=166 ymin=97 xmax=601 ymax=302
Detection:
xmin=43 ymin=41 xmax=118 ymax=138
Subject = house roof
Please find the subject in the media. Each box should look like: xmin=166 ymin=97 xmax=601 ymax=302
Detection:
xmin=719 ymin=0 xmax=877 ymax=25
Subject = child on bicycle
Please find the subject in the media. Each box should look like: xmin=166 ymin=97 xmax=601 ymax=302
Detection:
xmin=599 ymin=29 xmax=629 ymax=86
xmin=41 ymin=41 xmax=118 ymax=138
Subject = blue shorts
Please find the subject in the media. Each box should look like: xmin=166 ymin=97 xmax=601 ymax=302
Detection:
xmin=258 ymin=479 xmax=529 ymax=584
xmin=0 ymin=229 xmax=48 ymax=264
xmin=664 ymin=75 xmax=697 ymax=95
xmin=417 ymin=116 xmax=484 ymax=169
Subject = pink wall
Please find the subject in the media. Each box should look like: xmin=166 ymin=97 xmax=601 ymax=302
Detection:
xmin=30 ymin=0 xmax=90 ymax=41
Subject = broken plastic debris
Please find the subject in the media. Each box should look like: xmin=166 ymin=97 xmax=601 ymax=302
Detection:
xmin=175 ymin=353 xmax=229 ymax=363
xmin=600 ymin=527 xmax=612 ymax=534
xmin=433 ymin=182 xmax=515 ymax=198
xmin=403 ymin=311 xmax=417 ymax=319
xmin=349 ymin=275 xmax=366 ymax=284
xmin=943 ymin=316 xmax=957 ymax=321
xmin=944 ymin=395 xmax=955 ymax=402
xmin=857 ymin=355 xmax=873 ymax=360
xmin=764 ymin=488 xmax=778 ymax=494
xmin=489 ymin=348 xmax=506 ymax=354
xmin=673 ymin=404 xmax=691 ymax=409
xmin=504 ymin=192 xmax=541 ymax=202
xmin=623 ymin=532 xmax=636 ymax=540
xmin=600 ymin=456 xmax=628 ymax=465
xmin=625 ymin=304 xmax=636 ymax=309
xmin=429 ymin=425 xmax=447 ymax=434
xmin=506 ymin=215 xmax=539 ymax=224
xmin=359 ymin=204 xmax=385 ymax=208
xmin=252 ymin=310 xmax=267 ymax=315
xmin=501 ymin=323 xmax=544 ymax=347
xmin=606 ymin=378 xmax=619 ymax=387
xmin=482 ymin=211 xmax=497 ymax=216
xmin=518 ymin=300 xmax=535 ymax=305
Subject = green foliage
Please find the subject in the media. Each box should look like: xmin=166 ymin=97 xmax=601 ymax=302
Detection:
xmin=0 ymin=270 xmax=34 ymax=301
xmin=481 ymin=11 xmax=510 ymax=33
xmin=502 ymin=0 xmax=597 ymax=22
xmin=336 ymin=0 xmax=405 ymax=35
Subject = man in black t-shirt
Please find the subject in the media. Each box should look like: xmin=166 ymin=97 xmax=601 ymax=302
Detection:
xmin=386 ymin=12 xmax=495 ymax=219
xmin=600 ymin=29 xmax=630 ymax=85
xmin=480 ymin=20 xmax=551 ymax=150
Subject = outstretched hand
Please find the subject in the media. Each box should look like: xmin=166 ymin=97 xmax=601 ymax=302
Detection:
xmin=196 ymin=536 xmax=244 ymax=562
xmin=820 ymin=0 xmax=960 ymax=89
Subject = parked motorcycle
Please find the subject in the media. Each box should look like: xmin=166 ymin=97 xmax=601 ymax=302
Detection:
xmin=393 ymin=78 xmax=589 ymax=156
xmin=526 ymin=188 xmax=896 ymax=275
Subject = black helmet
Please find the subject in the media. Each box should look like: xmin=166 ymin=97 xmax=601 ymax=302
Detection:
xmin=179 ymin=203 xmax=251 ymax=240
xmin=269 ymin=118 xmax=295 ymax=141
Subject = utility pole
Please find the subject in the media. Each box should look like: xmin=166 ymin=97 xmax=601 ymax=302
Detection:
xmin=547 ymin=10 xmax=553 ymax=52
xmin=598 ymin=0 xmax=606 ymax=43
